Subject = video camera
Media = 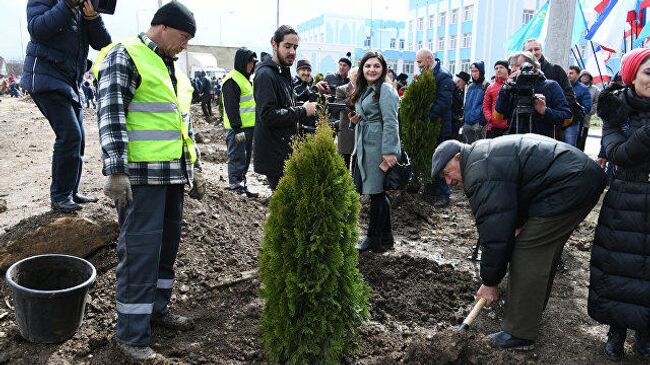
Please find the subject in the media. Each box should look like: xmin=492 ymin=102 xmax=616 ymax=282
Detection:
xmin=87 ymin=0 xmax=117 ymax=14
xmin=505 ymin=62 xmax=539 ymax=134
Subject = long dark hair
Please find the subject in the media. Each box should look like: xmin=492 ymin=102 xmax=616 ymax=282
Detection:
xmin=350 ymin=51 xmax=388 ymax=105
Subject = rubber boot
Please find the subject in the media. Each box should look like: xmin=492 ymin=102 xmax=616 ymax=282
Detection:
xmin=604 ymin=325 xmax=626 ymax=361
xmin=357 ymin=194 xmax=383 ymax=252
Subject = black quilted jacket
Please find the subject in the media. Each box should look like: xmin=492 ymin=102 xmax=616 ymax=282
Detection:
xmin=460 ymin=134 xmax=605 ymax=286
xmin=588 ymin=87 xmax=650 ymax=331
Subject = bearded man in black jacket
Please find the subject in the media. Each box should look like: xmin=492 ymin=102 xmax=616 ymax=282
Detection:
xmin=431 ymin=135 xmax=605 ymax=351
xmin=253 ymin=25 xmax=317 ymax=190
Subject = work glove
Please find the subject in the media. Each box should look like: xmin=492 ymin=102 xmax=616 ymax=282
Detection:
xmin=188 ymin=169 xmax=206 ymax=200
xmin=63 ymin=0 xmax=84 ymax=9
xmin=103 ymin=173 xmax=133 ymax=208
xmin=235 ymin=132 xmax=246 ymax=143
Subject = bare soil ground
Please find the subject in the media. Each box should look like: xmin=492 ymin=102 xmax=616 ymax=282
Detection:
xmin=0 ymin=96 xmax=646 ymax=364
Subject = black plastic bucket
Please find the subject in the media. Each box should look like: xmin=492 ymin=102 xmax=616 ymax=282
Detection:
xmin=5 ymin=254 xmax=97 ymax=343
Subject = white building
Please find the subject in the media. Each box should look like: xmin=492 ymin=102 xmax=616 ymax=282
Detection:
xmin=407 ymin=0 xmax=542 ymax=76
xmin=296 ymin=15 xmax=417 ymax=77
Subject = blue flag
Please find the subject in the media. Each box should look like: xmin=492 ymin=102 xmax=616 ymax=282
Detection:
xmin=505 ymin=1 xmax=549 ymax=52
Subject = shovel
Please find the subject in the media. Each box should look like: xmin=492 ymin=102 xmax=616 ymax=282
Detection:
xmin=458 ymin=297 xmax=487 ymax=332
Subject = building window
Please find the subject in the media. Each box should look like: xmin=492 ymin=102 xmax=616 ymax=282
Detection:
xmin=438 ymin=36 xmax=445 ymax=51
xmin=417 ymin=17 xmax=424 ymax=31
xmin=387 ymin=60 xmax=398 ymax=72
xmin=439 ymin=12 xmax=446 ymax=26
xmin=464 ymin=5 xmax=473 ymax=22
xmin=427 ymin=40 xmax=434 ymax=50
xmin=404 ymin=62 xmax=415 ymax=74
xmin=417 ymin=40 xmax=423 ymax=50
xmin=365 ymin=36 xmax=371 ymax=47
xmin=428 ymin=15 xmax=435 ymax=29
xmin=523 ymin=9 xmax=535 ymax=24
xmin=451 ymin=9 xmax=459 ymax=24
xmin=320 ymin=33 xmax=324 ymax=42
xmin=449 ymin=60 xmax=456 ymax=75
xmin=390 ymin=38 xmax=396 ymax=48
xmin=461 ymin=32 xmax=472 ymax=48
xmin=460 ymin=59 xmax=471 ymax=73
xmin=399 ymin=39 xmax=405 ymax=49
xmin=409 ymin=20 xmax=414 ymax=33
xmin=449 ymin=35 xmax=457 ymax=49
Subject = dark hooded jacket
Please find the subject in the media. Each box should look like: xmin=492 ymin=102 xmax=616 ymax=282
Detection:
xmin=588 ymin=87 xmax=650 ymax=331
xmin=21 ymin=0 xmax=111 ymax=104
xmin=460 ymin=134 xmax=605 ymax=286
xmin=494 ymin=73 xmax=572 ymax=137
xmin=428 ymin=58 xmax=455 ymax=139
xmin=464 ymin=61 xmax=488 ymax=126
xmin=222 ymin=48 xmax=256 ymax=131
xmin=253 ymin=57 xmax=308 ymax=177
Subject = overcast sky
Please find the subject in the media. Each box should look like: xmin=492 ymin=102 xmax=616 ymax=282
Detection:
xmin=0 ymin=0 xmax=408 ymax=61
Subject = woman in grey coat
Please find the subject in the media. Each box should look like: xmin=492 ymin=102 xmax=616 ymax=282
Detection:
xmin=348 ymin=51 xmax=401 ymax=253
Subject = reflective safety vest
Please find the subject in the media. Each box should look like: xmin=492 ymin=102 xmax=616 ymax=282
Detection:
xmin=92 ymin=37 xmax=196 ymax=164
xmin=221 ymin=69 xmax=255 ymax=129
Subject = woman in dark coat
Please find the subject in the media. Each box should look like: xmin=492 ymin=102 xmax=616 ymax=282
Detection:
xmin=588 ymin=47 xmax=650 ymax=361
xmin=348 ymin=51 xmax=401 ymax=253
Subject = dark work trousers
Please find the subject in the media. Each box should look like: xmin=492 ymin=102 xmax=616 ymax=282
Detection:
xmin=225 ymin=128 xmax=254 ymax=189
xmin=115 ymin=184 xmax=184 ymax=347
xmin=201 ymin=94 xmax=213 ymax=118
xmin=502 ymin=200 xmax=596 ymax=340
xmin=32 ymin=91 xmax=85 ymax=203
xmin=368 ymin=192 xmax=393 ymax=245
xmin=85 ymin=96 xmax=96 ymax=109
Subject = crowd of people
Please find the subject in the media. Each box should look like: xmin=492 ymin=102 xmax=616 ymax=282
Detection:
xmin=0 ymin=74 xmax=24 ymax=98
xmin=12 ymin=0 xmax=650 ymax=361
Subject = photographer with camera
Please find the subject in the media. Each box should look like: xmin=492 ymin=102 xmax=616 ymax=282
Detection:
xmin=21 ymin=0 xmax=112 ymax=212
xmin=524 ymin=39 xmax=583 ymax=141
xmin=494 ymin=51 xmax=572 ymax=138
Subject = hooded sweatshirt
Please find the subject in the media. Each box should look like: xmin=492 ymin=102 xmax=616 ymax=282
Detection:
xmin=464 ymin=61 xmax=488 ymax=126
xmin=222 ymin=48 xmax=257 ymax=131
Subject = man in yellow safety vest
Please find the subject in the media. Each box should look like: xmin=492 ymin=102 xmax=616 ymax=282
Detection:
xmin=93 ymin=1 xmax=203 ymax=360
xmin=221 ymin=47 xmax=259 ymax=198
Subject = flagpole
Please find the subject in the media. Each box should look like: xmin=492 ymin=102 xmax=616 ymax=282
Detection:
xmin=574 ymin=44 xmax=586 ymax=69
xmin=571 ymin=47 xmax=582 ymax=69
xmin=589 ymin=41 xmax=607 ymax=89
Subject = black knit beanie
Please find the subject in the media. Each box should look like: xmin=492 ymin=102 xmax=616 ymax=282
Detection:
xmin=494 ymin=60 xmax=510 ymax=71
xmin=151 ymin=1 xmax=196 ymax=37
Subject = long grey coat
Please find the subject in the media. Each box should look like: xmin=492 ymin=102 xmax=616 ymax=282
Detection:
xmin=335 ymin=82 xmax=355 ymax=154
xmin=352 ymin=82 xmax=401 ymax=195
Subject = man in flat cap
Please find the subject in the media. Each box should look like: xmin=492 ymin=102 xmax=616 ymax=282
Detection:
xmin=93 ymin=1 xmax=203 ymax=360
xmin=431 ymin=134 xmax=604 ymax=350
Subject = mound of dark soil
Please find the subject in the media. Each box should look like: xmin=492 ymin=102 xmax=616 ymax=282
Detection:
xmin=359 ymin=254 xmax=477 ymax=328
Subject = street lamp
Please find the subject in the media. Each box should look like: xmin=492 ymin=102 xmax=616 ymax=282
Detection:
xmin=219 ymin=10 xmax=235 ymax=46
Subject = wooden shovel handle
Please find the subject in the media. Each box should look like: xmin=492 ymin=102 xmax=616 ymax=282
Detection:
xmin=463 ymin=297 xmax=487 ymax=326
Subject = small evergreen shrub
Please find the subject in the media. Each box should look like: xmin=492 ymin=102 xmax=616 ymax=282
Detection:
xmin=258 ymin=112 xmax=371 ymax=364
xmin=399 ymin=69 xmax=441 ymax=184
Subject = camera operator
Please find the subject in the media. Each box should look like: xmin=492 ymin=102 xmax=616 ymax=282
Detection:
xmin=524 ymin=39 xmax=583 ymax=140
xmin=22 ymin=0 xmax=111 ymax=212
xmin=315 ymin=56 xmax=351 ymax=95
xmin=253 ymin=25 xmax=317 ymax=191
xmin=494 ymin=51 xmax=571 ymax=138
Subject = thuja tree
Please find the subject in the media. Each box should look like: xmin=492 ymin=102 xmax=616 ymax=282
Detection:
xmin=399 ymin=69 xmax=440 ymax=184
xmin=258 ymin=114 xmax=371 ymax=364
